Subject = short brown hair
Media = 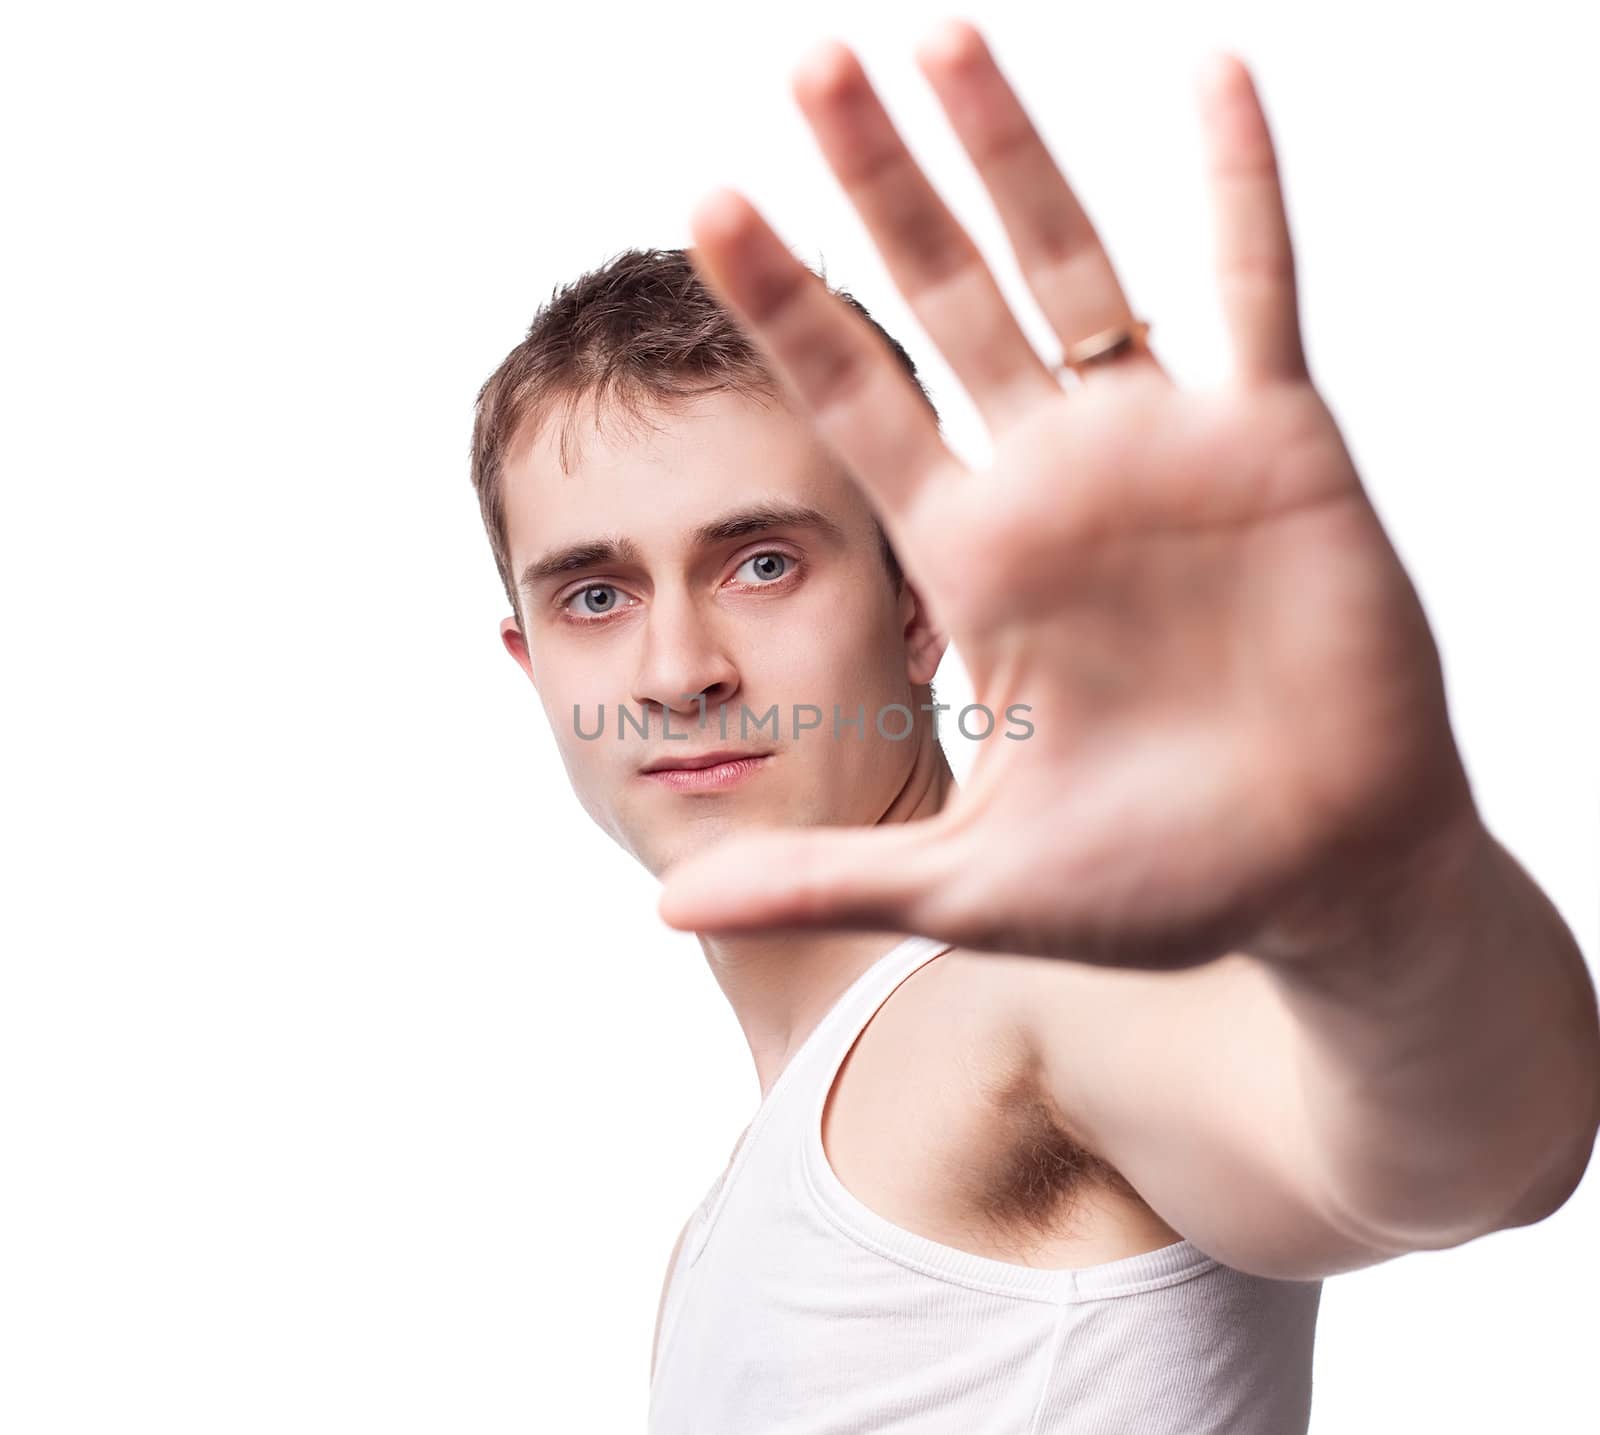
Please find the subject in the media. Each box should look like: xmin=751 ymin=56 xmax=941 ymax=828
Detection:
xmin=468 ymin=246 xmax=941 ymax=627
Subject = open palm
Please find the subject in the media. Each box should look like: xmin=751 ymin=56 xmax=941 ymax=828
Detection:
xmin=656 ymin=22 xmax=1479 ymax=971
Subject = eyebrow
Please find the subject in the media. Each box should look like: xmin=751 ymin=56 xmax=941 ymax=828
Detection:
xmin=517 ymin=500 xmax=849 ymax=595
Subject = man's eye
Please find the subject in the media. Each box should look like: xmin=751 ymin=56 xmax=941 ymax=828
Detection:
xmin=562 ymin=584 xmax=630 ymax=619
xmin=559 ymin=556 xmax=791 ymax=620
xmin=733 ymin=551 xmax=793 ymax=584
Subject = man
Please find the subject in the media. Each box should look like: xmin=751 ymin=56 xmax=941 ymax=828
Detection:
xmin=469 ymin=21 xmax=1600 ymax=1432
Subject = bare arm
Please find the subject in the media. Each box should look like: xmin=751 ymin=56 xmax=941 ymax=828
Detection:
xmin=1007 ymin=822 xmax=1600 ymax=1281
xmin=1002 ymin=950 xmax=1405 ymax=1280
xmin=1252 ymin=822 xmax=1600 ymax=1249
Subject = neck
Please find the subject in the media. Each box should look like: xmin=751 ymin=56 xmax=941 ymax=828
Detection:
xmin=697 ymin=734 xmax=957 ymax=1103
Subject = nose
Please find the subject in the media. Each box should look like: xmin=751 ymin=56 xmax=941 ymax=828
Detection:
xmin=629 ymin=590 xmax=740 ymax=729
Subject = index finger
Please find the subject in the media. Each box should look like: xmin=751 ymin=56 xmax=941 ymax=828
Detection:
xmin=687 ymin=187 xmax=967 ymax=535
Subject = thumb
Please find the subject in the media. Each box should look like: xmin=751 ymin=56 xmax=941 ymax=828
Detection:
xmin=656 ymin=819 xmax=950 ymax=934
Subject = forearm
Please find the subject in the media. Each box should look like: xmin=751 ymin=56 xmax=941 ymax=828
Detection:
xmin=1256 ymin=819 xmax=1600 ymax=1250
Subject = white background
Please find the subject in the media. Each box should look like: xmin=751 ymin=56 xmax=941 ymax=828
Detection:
xmin=3 ymin=1 xmax=1596 ymax=1429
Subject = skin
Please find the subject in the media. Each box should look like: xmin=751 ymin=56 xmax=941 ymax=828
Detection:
xmin=640 ymin=16 xmax=1598 ymax=1270
xmin=492 ymin=21 xmax=1596 ymax=1380
xmin=653 ymin=22 xmax=1491 ymax=968
xmin=497 ymin=384 xmax=960 ymax=1093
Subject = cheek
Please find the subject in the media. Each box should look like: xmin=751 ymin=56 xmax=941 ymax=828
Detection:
xmin=529 ymin=654 xmax=615 ymax=760
xmin=769 ymin=616 xmax=906 ymax=711
xmin=529 ymin=633 xmax=611 ymax=700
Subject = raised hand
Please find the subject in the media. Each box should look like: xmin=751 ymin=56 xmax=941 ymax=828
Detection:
xmin=656 ymin=20 xmax=1481 ymax=971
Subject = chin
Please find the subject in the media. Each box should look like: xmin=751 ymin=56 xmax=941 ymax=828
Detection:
xmin=624 ymin=814 xmax=740 ymax=876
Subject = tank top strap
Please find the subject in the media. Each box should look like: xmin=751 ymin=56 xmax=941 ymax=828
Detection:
xmin=682 ymin=934 xmax=954 ymax=1268
xmin=809 ymin=933 xmax=956 ymax=1074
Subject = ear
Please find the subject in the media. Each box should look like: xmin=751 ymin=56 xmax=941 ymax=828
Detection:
xmin=499 ymin=616 xmax=539 ymax=692
xmin=898 ymin=579 xmax=947 ymax=686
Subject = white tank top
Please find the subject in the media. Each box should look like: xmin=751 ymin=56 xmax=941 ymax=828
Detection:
xmin=648 ymin=934 xmax=1323 ymax=1433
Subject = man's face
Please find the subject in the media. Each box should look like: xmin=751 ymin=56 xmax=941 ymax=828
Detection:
xmin=497 ymin=388 xmax=943 ymax=879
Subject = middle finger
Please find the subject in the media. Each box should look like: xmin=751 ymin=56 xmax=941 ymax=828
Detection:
xmin=791 ymin=39 xmax=1064 ymax=433
xmin=913 ymin=20 xmax=1168 ymax=385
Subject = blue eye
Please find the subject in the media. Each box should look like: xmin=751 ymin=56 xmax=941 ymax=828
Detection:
xmin=563 ymin=584 xmax=630 ymax=620
xmin=559 ymin=553 xmax=793 ymax=624
xmin=734 ymin=551 xmax=792 ymax=584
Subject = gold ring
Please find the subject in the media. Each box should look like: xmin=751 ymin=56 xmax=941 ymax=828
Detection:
xmin=1058 ymin=320 xmax=1152 ymax=376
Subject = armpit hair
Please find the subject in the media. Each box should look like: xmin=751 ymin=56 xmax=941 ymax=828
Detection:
xmin=955 ymin=1042 xmax=1141 ymax=1262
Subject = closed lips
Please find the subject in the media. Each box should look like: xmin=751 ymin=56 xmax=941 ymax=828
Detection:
xmin=639 ymin=751 xmax=772 ymax=773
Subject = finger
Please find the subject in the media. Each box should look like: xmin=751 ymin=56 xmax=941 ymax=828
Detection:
xmin=913 ymin=19 xmax=1167 ymax=386
xmin=790 ymin=39 xmax=1062 ymax=432
xmin=1195 ymin=52 xmax=1309 ymax=386
xmin=687 ymin=187 xmax=966 ymax=540
xmin=656 ymin=818 xmax=951 ymax=935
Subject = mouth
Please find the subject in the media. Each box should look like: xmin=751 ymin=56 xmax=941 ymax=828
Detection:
xmin=637 ymin=749 xmax=774 ymax=792
xmin=639 ymin=748 xmax=774 ymax=774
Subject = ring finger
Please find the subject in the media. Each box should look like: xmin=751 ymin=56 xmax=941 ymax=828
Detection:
xmin=913 ymin=20 xmax=1169 ymax=386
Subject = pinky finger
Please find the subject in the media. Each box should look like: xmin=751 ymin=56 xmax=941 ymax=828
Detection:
xmin=1197 ymin=53 xmax=1309 ymax=387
